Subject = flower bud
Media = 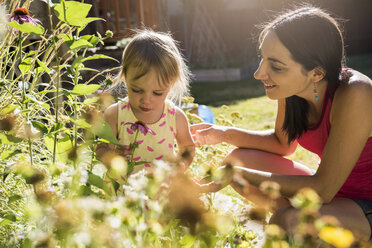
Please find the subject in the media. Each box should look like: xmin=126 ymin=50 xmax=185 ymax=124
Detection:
xmin=105 ymin=30 xmax=113 ymax=38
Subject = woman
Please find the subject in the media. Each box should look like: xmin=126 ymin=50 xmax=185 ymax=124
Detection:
xmin=191 ymin=6 xmax=372 ymax=240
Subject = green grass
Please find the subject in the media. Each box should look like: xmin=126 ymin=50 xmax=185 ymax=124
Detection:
xmin=206 ymin=96 xmax=319 ymax=170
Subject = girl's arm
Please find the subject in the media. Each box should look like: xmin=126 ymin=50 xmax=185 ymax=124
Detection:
xmin=175 ymin=107 xmax=195 ymax=167
xmin=191 ymin=99 xmax=298 ymax=156
xmin=232 ymin=78 xmax=372 ymax=202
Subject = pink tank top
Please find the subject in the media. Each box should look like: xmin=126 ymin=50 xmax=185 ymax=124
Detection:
xmin=297 ymin=87 xmax=372 ymax=201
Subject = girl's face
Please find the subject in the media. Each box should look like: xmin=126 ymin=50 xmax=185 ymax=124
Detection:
xmin=254 ymin=31 xmax=314 ymax=100
xmin=125 ymin=67 xmax=171 ymax=124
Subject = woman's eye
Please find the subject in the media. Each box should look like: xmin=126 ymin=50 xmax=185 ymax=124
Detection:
xmin=271 ymin=65 xmax=282 ymax=71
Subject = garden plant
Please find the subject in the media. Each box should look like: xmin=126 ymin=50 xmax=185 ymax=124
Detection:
xmin=0 ymin=0 xmax=366 ymax=247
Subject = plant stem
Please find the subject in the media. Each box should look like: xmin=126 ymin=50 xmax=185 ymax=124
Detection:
xmin=47 ymin=3 xmax=62 ymax=165
xmin=28 ymin=137 xmax=33 ymax=166
xmin=129 ymin=130 xmax=139 ymax=162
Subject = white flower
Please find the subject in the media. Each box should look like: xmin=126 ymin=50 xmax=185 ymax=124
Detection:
xmin=73 ymin=232 xmax=91 ymax=246
xmin=106 ymin=216 xmax=121 ymax=228
xmin=128 ymin=169 xmax=148 ymax=191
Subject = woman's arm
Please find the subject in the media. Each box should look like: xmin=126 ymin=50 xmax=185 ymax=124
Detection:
xmin=233 ymin=79 xmax=372 ymax=202
xmin=175 ymin=107 xmax=195 ymax=167
xmin=191 ymin=99 xmax=297 ymax=156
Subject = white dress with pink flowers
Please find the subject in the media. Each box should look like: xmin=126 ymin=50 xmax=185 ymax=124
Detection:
xmin=104 ymin=98 xmax=178 ymax=196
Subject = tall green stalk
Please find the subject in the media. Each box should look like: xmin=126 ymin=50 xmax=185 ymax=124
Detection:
xmin=17 ymin=31 xmax=34 ymax=167
xmin=47 ymin=3 xmax=61 ymax=165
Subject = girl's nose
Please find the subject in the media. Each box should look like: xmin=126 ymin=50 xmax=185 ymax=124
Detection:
xmin=141 ymin=93 xmax=151 ymax=104
xmin=254 ymin=60 xmax=269 ymax=80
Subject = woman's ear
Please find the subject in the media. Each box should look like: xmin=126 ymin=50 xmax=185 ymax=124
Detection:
xmin=311 ymin=66 xmax=326 ymax=83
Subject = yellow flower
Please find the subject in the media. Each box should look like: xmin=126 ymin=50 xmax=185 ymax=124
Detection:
xmin=319 ymin=226 xmax=354 ymax=248
xmin=291 ymin=187 xmax=322 ymax=211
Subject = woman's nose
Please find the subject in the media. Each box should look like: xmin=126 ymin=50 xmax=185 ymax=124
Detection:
xmin=254 ymin=60 xmax=269 ymax=80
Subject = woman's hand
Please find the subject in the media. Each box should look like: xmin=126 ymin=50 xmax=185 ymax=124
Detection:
xmin=191 ymin=178 xmax=223 ymax=193
xmin=190 ymin=123 xmax=226 ymax=146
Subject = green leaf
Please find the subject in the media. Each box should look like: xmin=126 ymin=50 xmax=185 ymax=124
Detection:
xmin=19 ymin=58 xmax=31 ymax=75
xmin=4 ymin=213 xmax=16 ymax=222
xmin=0 ymin=134 xmax=23 ymax=144
xmin=36 ymin=59 xmax=51 ymax=74
xmin=60 ymin=34 xmax=94 ymax=50
xmin=71 ymin=84 xmax=101 ymax=96
xmin=109 ymin=177 xmax=120 ymax=195
xmin=70 ymin=56 xmax=84 ymax=71
xmin=179 ymin=234 xmax=196 ymax=248
xmin=25 ymin=50 xmax=38 ymax=58
xmin=1 ymin=149 xmax=22 ymax=160
xmin=54 ymin=0 xmax=102 ymax=27
xmin=79 ymin=185 xmax=96 ymax=196
xmin=87 ymin=171 xmax=109 ymax=194
xmin=2 ymin=164 xmax=12 ymax=182
xmin=0 ymin=218 xmax=12 ymax=226
xmin=0 ymin=104 xmax=18 ymax=115
xmin=44 ymin=135 xmax=72 ymax=162
xmin=31 ymin=121 xmax=48 ymax=135
xmin=81 ymin=34 xmax=100 ymax=47
xmin=8 ymin=194 xmax=22 ymax=204
xmin=8 ymin=21 xmax=44 ymax=35
xmin=91 ymin=117 xmax=121 ymax=146
xmin=50 ymin=122 xmax=63 ymax=133
xmin=79 ymin=67 xmax=99 ymax=72
xmin=83 ymin=96 xmax=100 ymax=105
xmin=69 ymin=39 xmax=94 ymax=50
xmin=72 ymin=118 xmax=91 ymax=129
xmin=59 ymin=33 xmax=73 ymax=43
xmin=83 ymin=54 xmax=119 ymax=63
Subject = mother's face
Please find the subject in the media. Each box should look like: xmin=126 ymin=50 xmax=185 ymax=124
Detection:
xmin=254 ymin=30 xmax=314 ymax=100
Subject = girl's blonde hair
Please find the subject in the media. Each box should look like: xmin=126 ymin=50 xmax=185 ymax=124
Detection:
xmin=116 ymin=29 xmax=190 ymax=104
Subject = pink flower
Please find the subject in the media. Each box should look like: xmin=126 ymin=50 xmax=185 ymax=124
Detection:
xmin=9 ymin=8 xmax=40 ymax=25
xmin=125 ymin=121 xmax=153 ymax=136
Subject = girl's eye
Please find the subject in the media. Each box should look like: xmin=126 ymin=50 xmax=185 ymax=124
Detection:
xmin=131 ymin=88 xmax=141 ymax=93
xmin=153 ymin=92 xmax=163 ymax=96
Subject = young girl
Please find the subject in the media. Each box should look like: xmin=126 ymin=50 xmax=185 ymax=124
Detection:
xmin=96 ymin=30 xmax=195 ymax=194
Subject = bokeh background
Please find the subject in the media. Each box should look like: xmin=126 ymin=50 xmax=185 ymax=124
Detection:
xmin=31 ymin=0 xmax=372 ymax=104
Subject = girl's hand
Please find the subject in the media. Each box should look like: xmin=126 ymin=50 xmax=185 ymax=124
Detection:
xmin=114 ymin=145 xmax=132 ymax=157
xmin=190 ymin=123 xmax=226 ymax=146
xmin=96 ymin=143 xmax=132 ymax=159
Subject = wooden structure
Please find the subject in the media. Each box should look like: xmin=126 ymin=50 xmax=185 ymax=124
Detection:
xmin=98 ymin=0 xmax=162 ymax=39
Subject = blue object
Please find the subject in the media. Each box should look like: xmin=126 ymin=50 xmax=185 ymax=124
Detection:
xmin=197 ymin=105 xmax=215 ymax=124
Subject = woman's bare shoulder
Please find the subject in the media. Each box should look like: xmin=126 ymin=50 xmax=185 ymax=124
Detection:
xmin=332 ymin=70 xmax=372 ymax=131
